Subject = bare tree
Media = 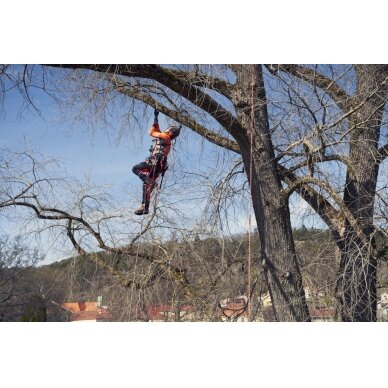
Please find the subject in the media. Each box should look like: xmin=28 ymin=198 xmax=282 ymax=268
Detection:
xmin=30 ymin=64 xmax=309 ymax=321
xmin=0 ymin=146 xmax=239 ymax=320
xmin=0 ymin=235 xmax=43 ymax=321
xmin=265 ymin=65 xmax=388 ymax=321
xmin=2 ymin=64 xmax=387 ymax=321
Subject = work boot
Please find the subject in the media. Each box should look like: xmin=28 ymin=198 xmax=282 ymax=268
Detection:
xmin=134 ymin=205 xmax=149 ymax=215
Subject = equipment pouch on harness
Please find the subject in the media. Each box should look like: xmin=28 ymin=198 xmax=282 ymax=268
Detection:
xmin=154 ymin=154 xmax=168 ymax=173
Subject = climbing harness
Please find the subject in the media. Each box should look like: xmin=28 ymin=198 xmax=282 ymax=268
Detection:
xmin=147 ymin=122 xmax=181 ymax=190
xmin=136 ymin=109 xmax=181 ymax=214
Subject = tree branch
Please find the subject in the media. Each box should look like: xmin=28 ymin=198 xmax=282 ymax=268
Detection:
xmin=109 ymin=77 xmax=241 ymax=154
xmin=266 ymin=64 xmax=351 ymax=112
xmin=47 ymin=64 xmax=244 ymax=138
xmin=160 ymin=66 xmax=233 ymax=99
xmin=378 ymin=143 xmax=388 ymax=163
xmin=278 ymin=164 xmax=341 ymax=232
xmin=2 ymin=196 xmax=194 ymax=297
xmin=280 ymin=173 xmax=368 ymax=243
xmin=285 ymin=153 xmax=352 ymax=173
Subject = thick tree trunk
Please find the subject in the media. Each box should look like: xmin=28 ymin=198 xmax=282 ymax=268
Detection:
xmin=232 ymin=65 xmax=310 ymax=321
xmin=336 ymin=235 xmax=377 ymax=321
xmin=336 ymin=64 xmax=387 ymax=321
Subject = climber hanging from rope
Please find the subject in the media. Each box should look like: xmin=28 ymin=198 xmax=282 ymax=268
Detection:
xmin=132 ymin=108 xmax=181 ymax=215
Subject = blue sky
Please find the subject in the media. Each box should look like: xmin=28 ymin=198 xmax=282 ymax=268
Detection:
xmin=2 ymin=87 xmax=142 ymax=189
xmin=0 ymin=78 xmax=254 ymax=263
xmin=0 ymin=67 xmax=332 ymax=264
xmin=1 ymin=85 xmax=160 ymax=261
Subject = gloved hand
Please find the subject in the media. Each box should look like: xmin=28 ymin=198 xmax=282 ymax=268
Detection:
xmin=154 ymin=109 xmax=159 ymax=124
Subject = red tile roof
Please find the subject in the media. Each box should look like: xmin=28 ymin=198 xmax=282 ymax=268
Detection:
xmin=62 ymin=301 xmax=111 ymax=321
xmin=310 ymin=307 xmax=335 ymax=319
xmin=146 ymin=304 xmax=192 ymax=321
xmin=221 ymin=298 xmax=248 ymax=319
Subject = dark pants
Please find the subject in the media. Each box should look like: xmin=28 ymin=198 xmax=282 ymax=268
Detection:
xmin=132 ymin=160 xmax=164 ymax=208
xmin=132 ymin=160 xmax=159 ymax=182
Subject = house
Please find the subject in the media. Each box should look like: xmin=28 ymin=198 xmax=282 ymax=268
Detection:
xmin=377 ymin=291 xmax=388 ymax=321
xmin=220 ymin=296 xmax=249 ymax=322
xmin=146 ymin=304 xmax=193 ymax=322
xmin=377 ymin=302 xmax=388 ymax=321
xmin=304 ymin=287 xmax=327 ymax=300
xmin=380 ymin=292 xmax=388 ymax=301
xmin=61 ymin=300 xmax=111 ymax=322
xmin=309 ymin=306 xmax=335 ymax=322
xmin=258 ymin=293 xmax=272 ymax=307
